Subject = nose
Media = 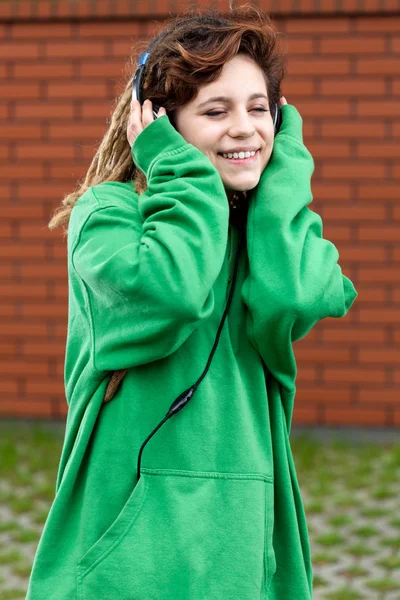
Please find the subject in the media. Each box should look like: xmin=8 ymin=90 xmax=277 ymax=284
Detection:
xmin=228 ymin=108 xmax=256 ymax=139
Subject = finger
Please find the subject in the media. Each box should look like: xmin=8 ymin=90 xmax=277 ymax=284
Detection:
xmin=127 ymin=99 xmax=143 ymax=146
xmin=141 ymin=99 xmax=154 ymax=127
xmin=157 ymin=106 xmax=167 ymax=117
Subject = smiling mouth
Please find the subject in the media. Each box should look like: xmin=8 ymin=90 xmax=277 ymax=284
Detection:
xmin=218 ymin=149 xmax=260 ymax=164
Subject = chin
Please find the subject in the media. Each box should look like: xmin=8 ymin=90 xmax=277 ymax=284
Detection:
xmin=224 ymin=177 xmax=260 ymax=193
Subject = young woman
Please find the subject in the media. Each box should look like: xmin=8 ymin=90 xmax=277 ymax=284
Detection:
xmin=27 ymin=5 xmax=357 ymax=599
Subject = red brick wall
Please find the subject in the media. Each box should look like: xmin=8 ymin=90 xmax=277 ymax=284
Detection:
xmin=1 ymin=0 xmax=399 ymax=426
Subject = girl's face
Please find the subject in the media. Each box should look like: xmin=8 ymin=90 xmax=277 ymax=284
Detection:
xmin=174 ymin=53 xmax=275 ymax=198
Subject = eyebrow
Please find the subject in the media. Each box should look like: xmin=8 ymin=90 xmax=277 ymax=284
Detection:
xmin=197 ymin=93 xmax=269 ymax=109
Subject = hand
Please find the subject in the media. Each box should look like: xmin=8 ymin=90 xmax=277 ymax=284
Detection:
xmin=127 ymin=99 xmax=167 ymax=148
xmin=279 ymin=96 xmax=288 ymax=107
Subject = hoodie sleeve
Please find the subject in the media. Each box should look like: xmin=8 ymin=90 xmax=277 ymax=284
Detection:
xmin=71 ymin=115 xmax=229 ymax=374
xmin=241 ymin=104 xmax=357 ymax=424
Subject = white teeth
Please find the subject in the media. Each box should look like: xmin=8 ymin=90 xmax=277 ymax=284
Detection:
xmin=221 ymin=150 xmax=257 ymax=159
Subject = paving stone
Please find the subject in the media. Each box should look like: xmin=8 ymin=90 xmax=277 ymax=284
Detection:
xmin=1 ymin=422 xmax=400 ymax=598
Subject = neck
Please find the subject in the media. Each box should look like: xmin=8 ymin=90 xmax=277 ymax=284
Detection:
xmin=226 ymin=189 xmax=247 ymax=208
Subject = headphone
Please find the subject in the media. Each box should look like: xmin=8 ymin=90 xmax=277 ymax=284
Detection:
xmin=132 ymin=26 xmax=281 ymax=482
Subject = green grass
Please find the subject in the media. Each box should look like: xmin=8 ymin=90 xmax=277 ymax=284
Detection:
xmin=1 ymin=422 xmax=400 ymax=598
xmin=326 ymin=588 xmax=362 ymax=600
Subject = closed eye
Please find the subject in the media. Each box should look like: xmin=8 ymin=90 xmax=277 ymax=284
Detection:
xmin=205 ymin=108 xmax=269 ymax=116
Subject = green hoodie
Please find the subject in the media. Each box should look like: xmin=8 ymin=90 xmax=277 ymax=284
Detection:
xmin=26 ymin=104 xmax=357 ymax=600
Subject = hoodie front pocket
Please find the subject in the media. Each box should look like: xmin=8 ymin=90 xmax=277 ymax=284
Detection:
xmin=76 ymin=468 xmax=275 ymax=600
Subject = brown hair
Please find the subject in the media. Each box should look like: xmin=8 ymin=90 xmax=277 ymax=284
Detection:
xmin=50 ymin=3 xmax=286 ymax=401
xmin=48 ymin=3 xmax=285 ymax=233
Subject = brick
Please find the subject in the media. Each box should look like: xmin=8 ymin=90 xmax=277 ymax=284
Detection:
xmin=290 ymin=100 xmax=351 ymax=117
xmin=23 ymin=342 xmax=65 ymax=356
xmin=44 ymin=41 xmax=106 ymax=59
xmin=0 ymin=305 xmax=16 ymax=317
xmin=2 ymin=323 xmax=47 ymax=337
xmin=113 ymin=40 xmax=148 ymax=58
xmin=321 ymin=38 xmax=385 ymax=54
xmin=15 ymin=103 xmax=74 ymax=119
xmin=358 ymin=144 xmax=400 ymax=158
xmin=49 ymin=164 xmax=87 ymax=179
xmin=0 ymin=145 xmax=9 ymax=161
xmin=0 ymin=360 xmax=48 ymax=375
xmin=322 ymin=164 xmax=385 ymax=180
xmin=295 ymin=386 xmax=351 ymax=403
xmin=393 ymin=80 xmax=400 ymax=95
xmin=283 ymin=39 xmax=314 ymax=54
xmin=21 ymin=303 xmax=67 ymax=317
xmin=80 ymin=102 xmax=112 ymax=118
xmin=358 ymin=102 xmax=400 ymax=117
xmin=17 ymin=184 xmax=71 ymax=200
xmin=348 ymin=284 xmax=385 ymax=302
xmin=0 ymin=400 xmax=53 ymax=418
xmin=324 ymin=205 xmax=386 ymax=221
xmin=0 ymin=242 xmax=46 ymax=258
xmin=11 ymin=23 xmax=73 ymax=38
xmin=51 ymin=245 xmax=68 ymax=259
xmin=0 ymin=342 xmax=17 ymax=356
xmin=392 ymin=248 xmax=400 ymax=262
xmin=287 ymin=59 xmax=350 ymax=76
xmin=79 ymin=60 xmax=126 ymax=78
xmin=77 ymin=22 xmax=143 ymax=38
xmin=359 ymin=268 xmax=400 ymax=284
xmin=13 ymin=63 xmax=74 ymax=79
xmin=286 ymin=18 xmax=350 ymax=33
xmin=359 ymin=308 xmax=400 ymax=323
xmin=322 ymin=326 xmax=385 ymax=344
xmin=26 ymin=381 xmax=65 ymax=395
xmin=0 ymin=265 xmax=13 ymax=278
xmin=1 ymin=204 xmax=45 ymax=219
xmin=296 ymin=366 xmax=318 ymax=383
xmin=0 ymin=224 xmax=12 ymax=239
xmin=47 ymin=82 xmax=108 ymax=99
xmin=296 ymin=346 xmax=351 ymax=363
xmin=19 ymin=263 xmax=67 ymax=280
xmin=1 ymin=82 xmax=39 ymax=99
xmin=281 ymin=80 xmax=315 ymax=97
xmin=0 ymin=284 xmax=47 ymax=299
xmin=0 ymin=381 xmax=18 ymax=393
xmin=323 ymin=225 xmax=353 ymax=242
xmin=338 ymin=245 xmax=386 ymax=263
xmin=356 ymin=17 xmax=400 ymax=31
xmin=321 ymin=121 xmax=385 ymax=138
xmin=19 ymin=221 xmax=56 ymax=243
xmin=324 ymin=367 xmax=386 ymax=383
xmin=359 ymin=388 xmax=400 ymax=404
xmin=307 ymin=141 xmax=350 ymax=158
xmin=311 ymin=183 xmax=352 ymax=201
xmin=0 ymin=42 xmax=40 ymax=59
xmin=54 ymin=285 xmax=68 ymax=299
xmin=292 ymin=405 xmax=320 ymax=425
xmin=321 ymin=79 xmax=385 ymax=96
xmin=324 ymin=407 xmax=387 ymax=426
xmin=359 ymin=349 xmax=400 ymax=364
xmin=16 ymin=144 xmax=75 ymax=160
xmin=1 ymin=124 xmax=41 ymax=139
xmin=0 ymin=101 xmax=8 ymax=117
xmin=359 ymin=226 xmax=400 ymax=242
xmin=48 ymin=124 xmax=105 ymax=140
xmin=359 ymin=184 xmax=399 ymax=200
xmin=357 ymin=59 xmax=400 ymax=75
